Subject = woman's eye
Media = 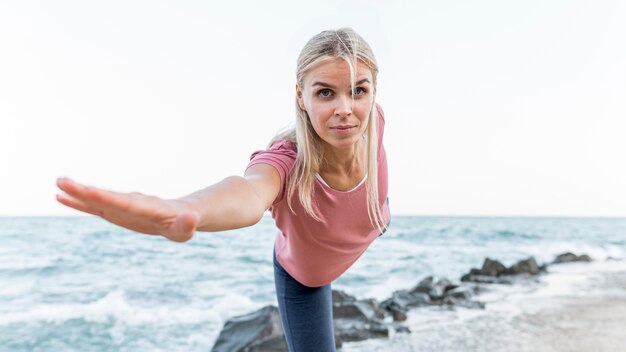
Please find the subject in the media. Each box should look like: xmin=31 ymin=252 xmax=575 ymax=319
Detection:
xmin=354 ymin=87 xmax=367 ymax=95
xmin=318 ymin=89 xmax=332 ymax=97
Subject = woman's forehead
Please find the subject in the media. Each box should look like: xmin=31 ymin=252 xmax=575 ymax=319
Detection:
xmin=303 ymin=58 xmax=373 ymax=86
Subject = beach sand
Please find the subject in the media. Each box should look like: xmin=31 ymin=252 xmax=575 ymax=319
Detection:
xmin=342 ymin=264 xmax=626 ymax=352
xmin=512 ymin=270 xmax=626 ymax=352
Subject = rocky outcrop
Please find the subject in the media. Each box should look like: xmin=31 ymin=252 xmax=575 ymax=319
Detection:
xmin=212 ymin=251 xmax=592 ymax=351
xmin=460 ymin=257 xmax=549 ymax=283
xmin=552 ymin=252 xmax=592 ymax=264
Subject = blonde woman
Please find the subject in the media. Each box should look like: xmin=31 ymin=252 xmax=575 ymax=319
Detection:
xmin=56 ymin=28 xmax=390 ymax=351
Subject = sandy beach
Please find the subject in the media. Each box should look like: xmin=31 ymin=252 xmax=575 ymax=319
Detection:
xmin=513 ymin=269 xmax=626 ymax=352
xmin=343 ymin=263 xmax=626 ymax=352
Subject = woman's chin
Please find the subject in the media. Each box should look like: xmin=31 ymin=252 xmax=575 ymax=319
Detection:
xmin=322 ymin=137 xmax=362 ymax=151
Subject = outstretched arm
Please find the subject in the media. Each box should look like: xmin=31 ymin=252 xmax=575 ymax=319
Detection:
xmin=55 ymin=163 xmax=280 ymax=242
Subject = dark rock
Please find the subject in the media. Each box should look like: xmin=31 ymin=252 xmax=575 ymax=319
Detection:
xmin=505 ymin=257 xmax=541 ymax=275
xmin=481 ymin=258 xmax=508 ymax=276
xmin=460 ymin=274 xmax=513 ymax=284
xmin=410 ymin=276 xmax=434 ymax=294
xmin=333 ymin=299 xmax=385 ymax=321
xmin=444 ymin=286 xmax=475 ymax=301
xmin=333 ymin=303 xmax=368 ymax=320
xmin=553 ymin=252 xmax=593 ymax=264
xmin=390 ymin=308 xmax=407 ymax=322
xmin=334 ymin=319 xmax=389 ymax=342
xmin=211 ymin=305 xmax=285 ymax=352
xmin=429 ymin=278 xmax=456 ymax=299
xmin=332 ymin=289 xmax=357 ymax=304
xmin=380 ymin=298 xmax=409 ymax=322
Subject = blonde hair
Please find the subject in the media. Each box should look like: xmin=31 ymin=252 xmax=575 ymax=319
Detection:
xmin=269 ymin=27 xmax=387 ymax=231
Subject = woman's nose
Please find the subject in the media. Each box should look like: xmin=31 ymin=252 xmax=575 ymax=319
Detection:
xmin=334 ymin=94 xmax=353 ymax=117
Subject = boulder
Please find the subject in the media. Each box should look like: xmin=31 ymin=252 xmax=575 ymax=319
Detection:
xmin=504 ymin=257 xmax=541 ymax=275
xmin=480 ymin=258 xmax=508 ymax=276
xmin=332 ymin=289 xmax=357 ymax=304
xmin=553 ymin=252 xmax=592 ymax=264
xmin=211 ymin=305 xmax=286 ymax=352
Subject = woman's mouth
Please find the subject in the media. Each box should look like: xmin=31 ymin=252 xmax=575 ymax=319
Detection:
xmin=331 ymin=126 xmax=356 ymax=135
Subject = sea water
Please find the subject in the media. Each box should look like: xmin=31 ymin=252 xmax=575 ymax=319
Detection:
xmin=1 ymin=216 xmax=625 ymax=351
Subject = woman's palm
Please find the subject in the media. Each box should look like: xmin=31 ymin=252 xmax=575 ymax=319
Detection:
xmin=55 ymin=178 xmax=199 ymax=242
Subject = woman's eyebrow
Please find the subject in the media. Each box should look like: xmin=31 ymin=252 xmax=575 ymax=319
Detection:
xmin=311 ymin=78 xmax=371 ymax=88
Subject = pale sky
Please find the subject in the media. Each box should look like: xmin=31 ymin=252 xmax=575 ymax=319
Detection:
xmin=1 ymin=0 xmax=625 ymax=217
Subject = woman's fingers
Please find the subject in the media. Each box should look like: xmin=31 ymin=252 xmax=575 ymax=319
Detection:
xmin=55 ymin=177 xmax=198 ymax=241
xmin=56 ymin=193 xmax=104 ymax=217
xmin=57 ymin=178 xmax=135 ymax=213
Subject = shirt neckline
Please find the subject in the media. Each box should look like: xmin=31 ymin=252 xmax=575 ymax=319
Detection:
xmin=315 ymin=173 xmax=368 ymax=193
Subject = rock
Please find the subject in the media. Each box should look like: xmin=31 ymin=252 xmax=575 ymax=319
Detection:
xmin=462 ymin=256 xmax=545 ymax=283
xmin=480 ymin=258 xmax=508 ymax=276
xmin=391 ymin=289 xmax=431 ymax=307
xmin=429 ymin=278 xmax=456 ymax=299
xmin=410 ymin=276 xmax=434 ymax=294
xmin=334 ymin=319 xmax=389 ymax=342
xmin=553 ymin=252 xmax=593 ymax=264
xmin=211 ymin=305 xmax=285 ymax=352
xmin=390 ymin=308 xmax=408 ymax=322
xmin=444 ymin=286 xmax=475 ymax=301
xmin=330 ymin=291 xmax=405 ymax=343
xmin=332 ymin=289 xmax=357 ymax=304
xmin=505 ymin=257 xmax=541 ymax=275
xmin=333 ymin=299 xmax=385 ymax=321
xmin=380 ymin=298 xmax=408 ymax=322
xmin=460 ymin=274 xmax=513 ymax=284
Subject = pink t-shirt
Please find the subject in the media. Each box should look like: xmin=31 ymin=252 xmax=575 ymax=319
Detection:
xmin=246 ymin=104 xmax=390 ymax=287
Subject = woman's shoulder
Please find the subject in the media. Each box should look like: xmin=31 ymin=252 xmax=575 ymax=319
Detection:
xmin=249 ymin=138 xmax=297 ymax=163
xmin=269 ymin=138 xmax=297 ymax=151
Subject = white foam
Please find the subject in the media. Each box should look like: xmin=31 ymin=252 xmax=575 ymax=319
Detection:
xmin=0 ymin=290 xmax=220 ymax=326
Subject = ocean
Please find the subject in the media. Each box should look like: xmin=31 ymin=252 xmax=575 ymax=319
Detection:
xmin=1 ymin=216 xmax=625 ymax=351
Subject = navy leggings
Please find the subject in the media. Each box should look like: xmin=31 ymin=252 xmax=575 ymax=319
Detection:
xmin=273 ymin=248 xmax=336 ymax=351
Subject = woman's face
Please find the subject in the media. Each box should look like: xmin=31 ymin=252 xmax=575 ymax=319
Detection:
xmin=296 ymin=58 xmax=375 ymax=152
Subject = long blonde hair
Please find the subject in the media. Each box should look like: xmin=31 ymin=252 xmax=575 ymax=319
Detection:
xmin=269 ymin=28 xmax=386 ymax=231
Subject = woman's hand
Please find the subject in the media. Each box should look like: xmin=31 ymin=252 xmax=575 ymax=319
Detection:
xmin=55 ymin=177 xmax=199 ymax=242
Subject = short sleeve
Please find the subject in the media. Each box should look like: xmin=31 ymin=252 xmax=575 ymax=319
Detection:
xmin=245 ymin=139 xmax=297 ymax=205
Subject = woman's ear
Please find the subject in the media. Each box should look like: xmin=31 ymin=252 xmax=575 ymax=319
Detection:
xmin=296 ymin=83 xmax=306 ymax=111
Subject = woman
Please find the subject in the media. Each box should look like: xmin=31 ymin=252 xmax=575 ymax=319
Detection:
xmin=56 ymin=27 xmax=390 ymax=351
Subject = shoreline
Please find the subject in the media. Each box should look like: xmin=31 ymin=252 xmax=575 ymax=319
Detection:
xmin=342 ymin=262 xmax=626 ymax=352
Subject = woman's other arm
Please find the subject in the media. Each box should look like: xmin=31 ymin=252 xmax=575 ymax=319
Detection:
xmin=55 ymin=164 xmax=280 ymax=242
